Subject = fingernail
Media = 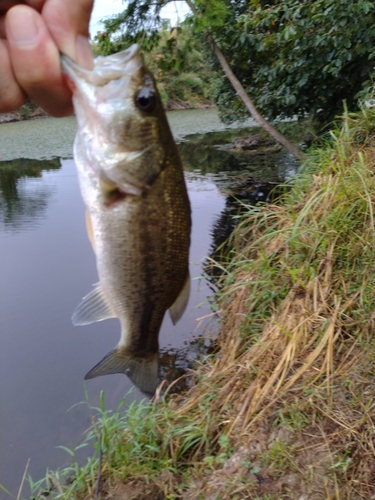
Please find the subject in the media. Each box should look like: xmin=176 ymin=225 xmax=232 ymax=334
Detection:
xmin=6 ymin=6 xmax=40 ymax=47
xmin=76 ymin=35 xmax=94 ymax=70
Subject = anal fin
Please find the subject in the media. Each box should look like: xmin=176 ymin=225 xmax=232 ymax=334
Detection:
xmin=84 ymin=349 xmax=159 ymax=397
xmin=72 ymin=283 xmax=115 ymax=325
xmin=169 ymin=271 xmax=190 ymax=325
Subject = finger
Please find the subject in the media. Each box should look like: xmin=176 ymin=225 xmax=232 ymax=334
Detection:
xmin=0 ymin=38 xmax=26 ymax=112
xmin=0 ymin=1 xmax=24 ymax=14
xmin=25 ymin=0 xmax=44 ymax=8
xmin=1 ymin=1 xmax=45 ymax=39
xmin=5 ymin=5 xmax=73 ymax=116
xmin=0 ymin=0 xmax=44 ymax=15
xmin=0 ymin=16 xmax=5 ymax=37
xmin=42 ymin=0 xmax=93 ymax=69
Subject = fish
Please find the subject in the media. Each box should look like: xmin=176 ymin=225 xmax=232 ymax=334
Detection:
xmin=61 ymin=44 xmax=191 ymax=396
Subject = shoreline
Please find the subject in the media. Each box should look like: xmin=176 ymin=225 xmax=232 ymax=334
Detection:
xmin=0 ymin=100 xmax=214 ymax=125
xmin=0 ymin=106 xmax=48 ymax=124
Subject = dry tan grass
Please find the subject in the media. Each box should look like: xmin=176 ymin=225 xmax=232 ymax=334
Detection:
xmin=172 ymin=111 xmax=375 ymax=499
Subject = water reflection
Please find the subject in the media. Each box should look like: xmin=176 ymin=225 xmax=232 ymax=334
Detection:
xmin=0 ymin=158 xmax=60 ymax=233
xmin=211 ymin=182 xmax=279 ymax=250
xmin=178 ymin=128 xmax=299 ymax=278
xmin=178 ymin=129 xmax=298 ymax=181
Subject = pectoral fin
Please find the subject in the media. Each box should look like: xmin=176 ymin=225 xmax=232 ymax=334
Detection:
xmin=84 ymin=349 xmax=159 ymax=397
xmin=169 ymin=271 xmax=190 ymax=325
xmin=72 ymin=283 xmax=115 ymax=325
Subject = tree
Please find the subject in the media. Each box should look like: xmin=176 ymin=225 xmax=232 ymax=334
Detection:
xmin=93 ymin=0 xmax=305 ymax=159
xmin=93 ymin=20 xmax=216 ymax=109
xmin=92 ymin=1 xmax=172 ymax=55
xmin=209 ymin=0 xmax=375 ymax=124
xmin=94 ymin=0 xmax=375 ymax=127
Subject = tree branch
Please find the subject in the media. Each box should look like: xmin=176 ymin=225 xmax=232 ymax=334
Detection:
xmin=184 ymin=0 xmax=306 ymax=160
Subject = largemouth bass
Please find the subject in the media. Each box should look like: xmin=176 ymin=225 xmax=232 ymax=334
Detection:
xmin=61 ymin=45 xmax=191 ymax=396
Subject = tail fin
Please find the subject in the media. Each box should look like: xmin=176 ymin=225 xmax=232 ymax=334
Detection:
xmin=84 ymin=349 xmax=159 ymax=397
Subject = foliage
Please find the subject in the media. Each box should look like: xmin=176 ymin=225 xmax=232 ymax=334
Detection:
xmin=209 ymin=0 xmax=375 ymax=124
xmin=91 ymin=0 xmax=166 ymax=55
xmin=28 ymin=390 xmax=215 ymax=499
xmin=144 ymin=25 xmax=215 ymax=107
xmin=92 ymin=18 xmax=215 ymax=108
xmin=205 ymin=105 xmax=375 ymax=497
xmin=93 ymin=0 xmax=375 ymax=125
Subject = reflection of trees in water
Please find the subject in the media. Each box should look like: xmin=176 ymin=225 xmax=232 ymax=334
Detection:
xmin=206 ymin=181 xmax=286 ymax=287
xmin=159 ymin=348 xmax=191 ymax=393
xmin=179 ymin=137 xmax=244 ymax=174
xmin=177 ymin=128 xmax=297 ymax=182
xmin=212 ymin=181 xmax=283 ymax=251
xmin=0 ymin=158 xmax=61 ymax=233
xmin=179 ymin=128 xmax=299 ymax=283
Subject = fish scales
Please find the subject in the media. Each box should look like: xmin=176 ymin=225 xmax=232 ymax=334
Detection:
xmin=91 ymin=149 xmax=189 ymax=350
xmin=62 ymin=44 xmax=191 ymax=396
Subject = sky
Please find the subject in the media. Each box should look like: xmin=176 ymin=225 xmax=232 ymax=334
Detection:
xmin=89 ymin=0 xmax=191 ymax=36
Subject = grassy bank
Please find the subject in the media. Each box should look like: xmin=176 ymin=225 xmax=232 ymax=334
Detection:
xmin=29 ymin=107 xmax=375 ymax=499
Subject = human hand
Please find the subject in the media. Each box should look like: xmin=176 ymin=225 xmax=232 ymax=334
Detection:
xmin=0 ymin=0 xmax=94 ymax=116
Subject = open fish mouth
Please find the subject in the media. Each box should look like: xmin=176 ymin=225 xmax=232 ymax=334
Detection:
xmin=60 ymin=44 xmax=153 ymax=192
xmin=60 ymin=44 xmax=143 ymax=88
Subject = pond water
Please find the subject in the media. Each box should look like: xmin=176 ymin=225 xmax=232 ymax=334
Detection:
xmin=0 ymin=108 xmax=300 ymax=496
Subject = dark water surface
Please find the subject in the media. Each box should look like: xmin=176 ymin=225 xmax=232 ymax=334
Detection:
xmin=0 ymin=109 xmax=299 ymax=496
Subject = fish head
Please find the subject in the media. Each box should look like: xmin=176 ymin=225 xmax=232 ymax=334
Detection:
xmin=61 ymin=44 xmax=171 ymax=197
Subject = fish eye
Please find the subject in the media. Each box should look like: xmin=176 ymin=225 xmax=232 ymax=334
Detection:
xmin=135 ymin=87 xmax=156 ymax=113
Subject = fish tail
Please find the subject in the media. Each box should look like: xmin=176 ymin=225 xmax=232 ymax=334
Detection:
xmin=84 ymin=349 xmax=159 ymax=397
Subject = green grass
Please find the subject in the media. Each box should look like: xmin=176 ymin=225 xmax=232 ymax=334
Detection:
xmin=27 ymin=389 xmax=218 ymax=499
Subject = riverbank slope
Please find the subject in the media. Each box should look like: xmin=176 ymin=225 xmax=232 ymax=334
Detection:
xmin=29 ymin=107 xmax=375 ymax=500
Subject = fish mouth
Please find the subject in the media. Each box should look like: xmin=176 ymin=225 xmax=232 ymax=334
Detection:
xmin=62 ymin=44 xmax=160 ymax=195
xmin=61 ymin=44 xmax=143 ymax=87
